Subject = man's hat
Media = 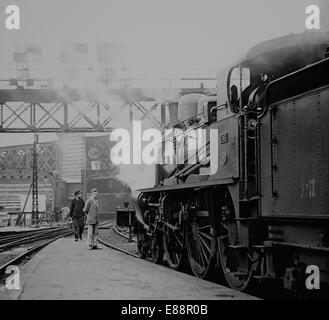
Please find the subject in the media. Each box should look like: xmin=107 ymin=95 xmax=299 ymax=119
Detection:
xmin=74 ymin=190 xmax=82 ymax=196
xmin=91 ymin=188 xmax=98 ymax=193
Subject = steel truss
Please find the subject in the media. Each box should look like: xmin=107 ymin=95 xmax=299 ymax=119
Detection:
xmin=0 ymin=88 xmax=163 ymax=132
xmin=0 ymin=141 xmax=57 ymax=179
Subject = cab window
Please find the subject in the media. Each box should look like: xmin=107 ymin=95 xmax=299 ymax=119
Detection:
xmin=228 ymin=67 xmax=250 ymax=113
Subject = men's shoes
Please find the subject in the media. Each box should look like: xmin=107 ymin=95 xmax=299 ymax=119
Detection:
xmin=87 ymin=245 xmax=102 ymax=250
xmin=75 ymin=238 xmax=78 ymax=241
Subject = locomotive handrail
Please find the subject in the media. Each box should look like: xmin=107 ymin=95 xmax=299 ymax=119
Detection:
xmin=161 ymin=113 xmax=237 ymax=146
xmin=137 ymin=177 xmax=237 ymax=193
xmin=210 ymin=102 xmax=228 ymax=113
xmin=266 ymin=57 xmax=329 ymax=107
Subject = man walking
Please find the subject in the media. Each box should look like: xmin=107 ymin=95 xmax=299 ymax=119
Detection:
xmin=83 ymin=188 xmax=101 ymax=250
xmin=69 ymin=190 xmax=85 ymax=241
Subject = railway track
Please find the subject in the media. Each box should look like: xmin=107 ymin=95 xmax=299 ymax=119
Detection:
xmin=97 ymin=238 xmax=139 ymax=258
xmin=112 ymin=225 xmax=137 ymax=243
xmin=98 ymin=221 xmax=139 ymax=258
xmin=0 ymin=227 xmax=73 ymax=275
xmin=0 ymin=227 xmax=70 ymax=252
xmin=1 ymin=221 xmax=301 ymax=299
xmin=0 ymin=221 xmax=115 ymax=277
xmin=0 ymin=221 xmax=288 ymax=299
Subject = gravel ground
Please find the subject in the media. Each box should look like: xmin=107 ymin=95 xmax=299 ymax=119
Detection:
xmin=0 ymin=248 xmax=32 ymax=287
xmin=98 ymin=227 xmax=138 ymax=256
xmin=0 ymin=251 xmax=23 ymax=268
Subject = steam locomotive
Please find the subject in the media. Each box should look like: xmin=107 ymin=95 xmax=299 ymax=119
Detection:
xmin=134 ymin=31 xmax=329 ymax=292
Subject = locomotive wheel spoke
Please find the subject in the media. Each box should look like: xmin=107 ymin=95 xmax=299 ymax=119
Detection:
xmin=198 ymin=244 xmax=205 ymax=266
xmin=186 ymin=214 xmax=214 ymax=279
xmin=221 ymin=224 xmax=229 ymax=231
xmin=199 ymin=224 xmax=211 ymax=231
xmin=161 ymin=194 xmax=186 ymax=271
xmin=198 ymin=234 xmax=211 ymax=254
xmin=173 ymin=233 xmax=183 ymax=248
xmin=163 ymin=227 xmax=186 ymax=271
xmin=217 ymin=191 xmax=253 ymax=292
xmin=198 ymin=231 xmax=212 ymax=241
xmin=248 ymin=253 xmax=255 ymax=262
xmin=151 ymin=236 xmax=163 ymax=264
xmin=137 ymin=225 xmax=147 ymax=259
xmin=198 ymin=237 xmax=210 ymax=264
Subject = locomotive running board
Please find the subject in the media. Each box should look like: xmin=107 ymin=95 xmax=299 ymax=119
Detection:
xmin=138 ymin=177 xmax=236 ymax=193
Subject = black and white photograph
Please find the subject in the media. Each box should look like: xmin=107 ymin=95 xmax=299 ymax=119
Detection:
xmin=0 ymin=0 xmax=328 ymax=305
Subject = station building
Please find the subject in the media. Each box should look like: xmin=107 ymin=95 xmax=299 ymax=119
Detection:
xmin=0 ymin=133 xmax=131 ymax=225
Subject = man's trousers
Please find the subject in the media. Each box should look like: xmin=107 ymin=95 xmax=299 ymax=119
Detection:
xmin=72 ymin=216 xmax=85 ymax=239
xmin=87 ymin=223 xmax=98 ymax=247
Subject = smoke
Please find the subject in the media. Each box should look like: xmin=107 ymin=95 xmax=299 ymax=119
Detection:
xmin=49 ymin=73 xmax=165 ymax=199
xmin=114 ymin=163 xmax=155 ymax=192
xmin=139 ymin=87 xmax=181 ymax=104
xmin=53 ymin=80 xmax=136 ymax=130
xmin=60 ymin=81 xmax=157 ymax=193
xmin=113 ymin=162 xmax=155 ymax=225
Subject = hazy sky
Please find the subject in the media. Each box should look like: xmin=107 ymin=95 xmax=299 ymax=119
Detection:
xmin=0 ymin=0 xmax=322 ymax=75
xmin=0 ymin=0 xmax=325 ymax=146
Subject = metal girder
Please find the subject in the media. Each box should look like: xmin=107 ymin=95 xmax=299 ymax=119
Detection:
xmin=0 ymin=86 xmax=215 ymax=132
xmin=0 ymin=101 xmax=162 ymax=132
xmin=0 ymin=88 xmax=154 ymax=103
xmin=0 ymin=93 xmax=165 ymax=133
xmin=132 ymin=101 xmax=161 ymax=127
xmin=0 ymin=87 xmax=162 ymax=132
xmin=0 ymin=141 xmax=57 ymax=179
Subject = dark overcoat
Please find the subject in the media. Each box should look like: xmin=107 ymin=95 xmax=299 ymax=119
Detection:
xmin=69 ymin=198 xmax=85 ymax=218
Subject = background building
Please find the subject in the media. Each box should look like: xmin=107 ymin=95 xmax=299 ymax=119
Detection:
xmin=0 ymin=132 xmax=131 ymax=223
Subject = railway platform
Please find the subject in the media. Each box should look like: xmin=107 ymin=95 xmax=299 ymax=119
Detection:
xmin=0 ymin=236 xmax=257 ymax=300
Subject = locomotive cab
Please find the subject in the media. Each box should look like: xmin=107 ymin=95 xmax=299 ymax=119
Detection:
xmin=223 ymin=31 xmax=329 ymax=116
xmin=219 ymin=31 xmax=329 ymax=196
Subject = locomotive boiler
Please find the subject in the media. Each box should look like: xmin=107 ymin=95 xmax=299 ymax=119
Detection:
xmin=134 ymin=31 xmax=329 ymax=292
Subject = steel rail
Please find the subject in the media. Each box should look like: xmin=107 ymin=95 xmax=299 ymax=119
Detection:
xmin=0 ymin=230 xmax=73 ymax=274
xmin=0 ymin=227 xmax=65 ymax=243
xmin=112 ymin=225 xmax=137 ymax=243
xmin=0 ymin=228 xmax=69 ymax=251
xmin=97 ymin=238 xmax=139 ymax=259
